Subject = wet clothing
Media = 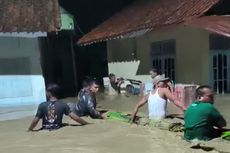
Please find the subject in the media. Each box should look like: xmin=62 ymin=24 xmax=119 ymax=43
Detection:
xmin=35 ymin=100 xmax=71 ymax=130
xmin=184 ymin=101 xmax=226 ymax=140
xmin=111 ymin=81 xmax=119 ymax=91
xmin=126 ymin=85 xmax=140 ymax=95
xmin=68 ymin=89 xmax=102 ymax=119
xmin=148 ymin=88 xmax=167 ymax=120
xmin=78 ymin=88 xmax=88 ymax=99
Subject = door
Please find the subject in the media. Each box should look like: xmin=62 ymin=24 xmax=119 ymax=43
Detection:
xmin=151 ymin=39 xmax=175 ymax=81
xmin=211 ymin=50 xmax=230 ymax=94
xmin=152 ymin=55 xmax=175 ymax=81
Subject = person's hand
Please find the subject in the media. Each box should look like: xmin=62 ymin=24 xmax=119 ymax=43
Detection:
xmin=182 ymin=106 xmax=186 ymax=112
xmin=27 ymin=129 xmax=36 ymax=132
xmin=130 ymin=123 xmax=138 ymax=128
xmin=101 ymin=112 xmax=108 ymax=119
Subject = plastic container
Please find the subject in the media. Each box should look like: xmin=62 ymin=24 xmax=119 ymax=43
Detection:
xmin=174 ymin=84 xmax=197 ymax=108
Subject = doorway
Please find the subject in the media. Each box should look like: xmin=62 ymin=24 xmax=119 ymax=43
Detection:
xmin=211 ymin=51 xmax=230 ymax=94
xmin=210 ymin=34 xmax=230 ymax=94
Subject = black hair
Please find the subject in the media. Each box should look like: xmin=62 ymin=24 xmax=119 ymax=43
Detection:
xmin=46 ymin=83 xmax=61 ymax=98
xmin=150 ymin=68 xmax=160 ymax=74
xmin=82 ymin=79 xmax=89 ymax=88
xmin=88 ymin=78 xmax=100 ymax=87
xmin=195 ymin=85 xmax=212 ymax=99
xmin=82 ymin=76 xmax=91 ymax=88
xmin=109 ymin=73 xmax=115 ymax=79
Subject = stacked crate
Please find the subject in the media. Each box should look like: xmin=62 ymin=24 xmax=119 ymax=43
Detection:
xmin=174 ymin=84 xmax=197 ymax=108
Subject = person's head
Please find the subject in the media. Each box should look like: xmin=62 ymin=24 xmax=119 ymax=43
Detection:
xmin=109 ymin=73 xmax=116 ymax=82
xmin=82 ymin=80 xmax=89 ymax=89
xmin=149 ymin=68 xmax=159 ymax=79
xmin=153 ymin=75 xmax=170 ymax=88
xmin=88 ymin=79 xmax=100 ymax=93
xmin=195 ymin=85 xmax=214 ymax=103
xmin=46 ymin=83 xmax=61 ymax=99
xmin=82 ymin=77 xmax=91 ymax=89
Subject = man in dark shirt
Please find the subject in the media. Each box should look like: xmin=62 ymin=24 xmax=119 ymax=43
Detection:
xmin=27 ymin=83 xmax=88 ymax=131
xmin=68 ymin=79 xmax=107 ymax=119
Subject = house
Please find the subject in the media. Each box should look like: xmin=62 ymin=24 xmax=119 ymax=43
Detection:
xmin=78 ymin=0 xmax=230 ymax=94
xmin=0 ymin=0 xmax=60 ymax=106
xmin=39 ymin=7 xmax=80 ymax=98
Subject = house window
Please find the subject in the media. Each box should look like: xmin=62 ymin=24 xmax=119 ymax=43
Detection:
xmin=150 ymin=39 xmax=176 ymax=81
xmin=210 ymin=35 xmax=230 ymax=94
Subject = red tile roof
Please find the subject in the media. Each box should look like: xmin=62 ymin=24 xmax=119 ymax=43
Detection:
xmin=185 ymin=15 xmax=230 ymax=37
xmin=78 ymin=0 xmax=220 ymax=45
xmin=0 ymin=0 xmax=60 ymax=32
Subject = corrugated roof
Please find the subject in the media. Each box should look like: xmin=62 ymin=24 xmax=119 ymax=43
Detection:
xmin=185 ymin=15 xmax=230 ymax=37
xmin=78 ymin=0 xmax=220 ymax=45
xmin=0 ymin=0 xmax=61 ymax=33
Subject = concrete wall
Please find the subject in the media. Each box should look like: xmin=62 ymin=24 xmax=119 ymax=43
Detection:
xmin=0 ymin=37 xmax=46 ymax=106
xmin=107 ymin=38 xmax=136 ymax=62
xmin=0 ymin=37 xmax=42 ymax=74
xmin=107 ymin=26 xmax=210 ymax=85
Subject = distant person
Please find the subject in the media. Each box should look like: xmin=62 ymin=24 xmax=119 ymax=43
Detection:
xmin=77 ymin=77 xmax=91 ymax=100
xmin=184 ymin=85 xmax=227 ymax=141
xmin=109 ymin=73 xmax=125 ymax=94
xmin=27 ymin=83 xmax=88 ymax=131
xmin=109 ymin=73 xmax=142 ymax=95
xmin=68 ymin=79 xmax=107 ymax=119
xmin=140 ymin=68 xmax=160 ymax=96
xmin=126 ymin=84 xmax=141 ymax=95
xmin=140 ymin=68 xmax=173 ymax=96
xmin=131 ymin=75 xmax=184 ymax=124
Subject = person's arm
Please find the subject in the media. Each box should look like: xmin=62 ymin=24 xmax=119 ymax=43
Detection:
xmin=131 ymin=95 xmax=148 ymax=123
xmin=27 ymin=117 xmax=40 ymax=131
xmin=117 ymin=80 xmax=124 ymax=87
xmin=86 ymin=95 xmax=103 ymax=119
xmin=211 ymin=106 xmax=226 ymax=128
xmin=140 ymin=83 xmax=145 ymax=97
xmin=110 ymin=81 xmax=120 ymax=93
xmin=63 ymin=102 xmax=88 ymax=125
xmin=166 ymin=81 xmax=174 ymax=92
xmin=163 ymin=88 xmax=185 ymax=111
xmin=27 ymin=103 xmax=43 ymax=131
xmin=68 ymin=112 xmax=88 ymax=125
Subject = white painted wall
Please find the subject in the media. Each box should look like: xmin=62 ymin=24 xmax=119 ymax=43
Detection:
xmin=0 ymin=37 xmax=46 ymax=107
xmin=107 ymin=60 xmax=151 ymax=83
xmin=0 ymin=75 xmax=46 ymax=106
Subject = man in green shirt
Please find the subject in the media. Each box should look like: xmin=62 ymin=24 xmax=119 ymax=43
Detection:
xmin=184 ymin=85 xmax=226 ymax=141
